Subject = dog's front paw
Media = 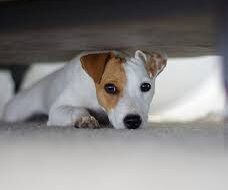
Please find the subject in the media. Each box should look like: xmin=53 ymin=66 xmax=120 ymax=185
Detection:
xmin=74 ymin=116 xmax=100 ymax=129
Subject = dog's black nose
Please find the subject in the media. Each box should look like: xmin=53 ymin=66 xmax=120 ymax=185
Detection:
xmin=124 ymin=114 xmax=142 ymax=129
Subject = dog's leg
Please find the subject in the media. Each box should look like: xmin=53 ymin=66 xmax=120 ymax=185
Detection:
xmin=47 ymin=105 xmax=100 ymax=128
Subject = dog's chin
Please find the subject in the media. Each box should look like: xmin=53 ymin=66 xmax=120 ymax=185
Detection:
xmin=110 ymin=120 xmax=147 ymax=130
xmin=108 ymin=108 xmax=148 ymax=129
xmin=110 ymin=122 xmax=126 ymax=129
xmin=107 ymin=110 xmax=124 ymax=129
xmin=108 ymin=114 xmax=148 ymax=129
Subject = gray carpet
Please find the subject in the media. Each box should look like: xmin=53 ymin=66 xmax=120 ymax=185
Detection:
xmin=0 ymin=121 xmax=224 ymax=146
xmin=0 ymin=121 xmax=227 ymax=190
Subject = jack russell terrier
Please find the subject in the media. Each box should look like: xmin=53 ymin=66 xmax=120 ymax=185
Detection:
xmin=3 ymin=50 xmax=167 ymax=129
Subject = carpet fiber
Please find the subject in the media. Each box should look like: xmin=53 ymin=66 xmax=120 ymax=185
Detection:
xmin=0 ymin=121 xmax=226 ymax=190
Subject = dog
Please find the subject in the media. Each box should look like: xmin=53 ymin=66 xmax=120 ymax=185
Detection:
xmin=3 ymin=50 xmax=167 ymax=129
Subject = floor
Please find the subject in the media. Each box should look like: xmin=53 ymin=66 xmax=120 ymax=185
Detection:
xmin=0 ymin=121 xmax=227 ymax=190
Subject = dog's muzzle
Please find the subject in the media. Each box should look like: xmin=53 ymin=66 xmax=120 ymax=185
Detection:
xmin=123 ymin=114 xmax=142 ymax=129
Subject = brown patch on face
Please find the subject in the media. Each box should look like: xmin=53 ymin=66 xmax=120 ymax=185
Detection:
xmin=80 ymin=52 xmax=115 ymax=83
xmin=145 ymin=52 xmax=167 ymax=77
xmin=95 ymin=57 xmax=126 ymax=111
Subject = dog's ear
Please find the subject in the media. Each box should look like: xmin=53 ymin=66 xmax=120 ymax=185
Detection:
xmin=135 ymin=50 xmax=167 ymax=78
xmin=80 ymin=52 xmax=115 ymax=83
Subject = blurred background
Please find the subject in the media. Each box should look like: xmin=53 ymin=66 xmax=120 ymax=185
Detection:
xmin=0 ymin=56 xmax=225 ymax=122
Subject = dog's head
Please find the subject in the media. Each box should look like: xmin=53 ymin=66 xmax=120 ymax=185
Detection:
xmin=80 ymin=50 xmax=167 ymax=129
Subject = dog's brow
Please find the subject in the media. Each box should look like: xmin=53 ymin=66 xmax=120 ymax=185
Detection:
xmin=95 ymin=56 xmax=126 ymax=111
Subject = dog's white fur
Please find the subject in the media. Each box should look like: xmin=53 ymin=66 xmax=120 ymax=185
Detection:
xmin=3 ymin=50 xmax=166 ymax=129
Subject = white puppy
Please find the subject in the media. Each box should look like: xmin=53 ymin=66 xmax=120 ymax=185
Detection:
xmin=3 ymin=50 xmax=167 ymax=129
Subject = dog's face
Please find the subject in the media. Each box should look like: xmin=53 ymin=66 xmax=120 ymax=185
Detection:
xmin=81 ymin=50 xmax=167 ymax=129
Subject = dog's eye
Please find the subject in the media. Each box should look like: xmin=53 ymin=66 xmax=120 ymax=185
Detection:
xmin=104 ymin=83 xmax=117 ymax=94
xmin=140 ymin=82 xmax=151 ymax=92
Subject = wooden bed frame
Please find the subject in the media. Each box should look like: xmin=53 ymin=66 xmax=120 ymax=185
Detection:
xmin=0 ymin=0 xmax=217 ymax=65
